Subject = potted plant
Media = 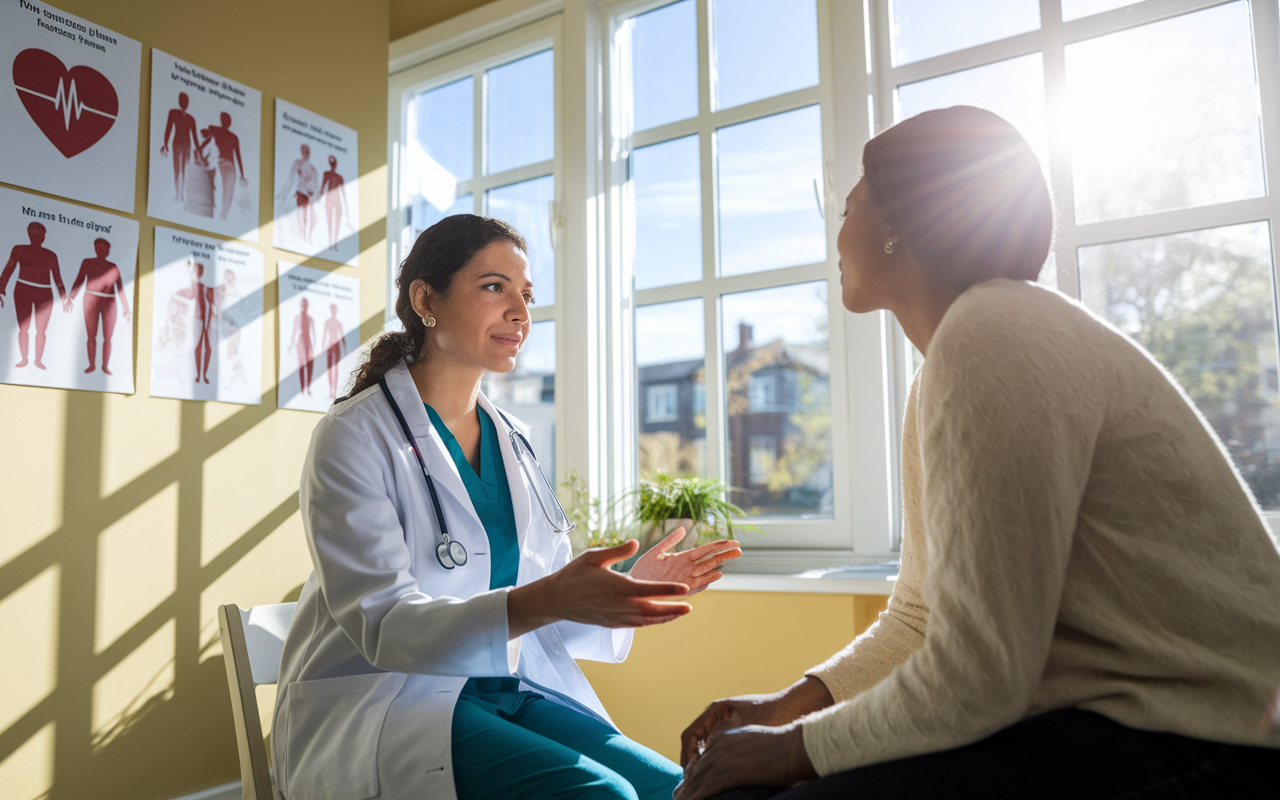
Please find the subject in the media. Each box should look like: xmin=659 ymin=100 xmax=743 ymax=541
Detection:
xmin=624 ymin=472 xmax=757 ymax=558
xmin=559 ymin=470 xmax=756 ymax=570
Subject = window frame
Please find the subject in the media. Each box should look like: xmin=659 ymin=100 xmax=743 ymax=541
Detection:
xmin=601 ymin=0 xmax=896 ymax=560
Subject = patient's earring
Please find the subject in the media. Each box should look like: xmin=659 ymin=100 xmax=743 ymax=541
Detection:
xmin=422 ymin=314 xmax=436 ymax=328
xmin=884 ymin=240 xmax=895 ymax=255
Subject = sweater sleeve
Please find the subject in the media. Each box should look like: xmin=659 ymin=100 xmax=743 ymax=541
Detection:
xmin=800 ymin=286 xmax=1104 ymax=775
xmin=806 ymin=373 xmax=929 ymax=702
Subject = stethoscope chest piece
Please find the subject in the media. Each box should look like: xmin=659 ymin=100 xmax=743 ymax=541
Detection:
xmin=437 ymin=538 xmax=468 ymax=569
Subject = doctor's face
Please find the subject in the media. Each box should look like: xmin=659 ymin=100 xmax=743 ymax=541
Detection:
xmin=420 ymin=241 xmax=533 ymax=374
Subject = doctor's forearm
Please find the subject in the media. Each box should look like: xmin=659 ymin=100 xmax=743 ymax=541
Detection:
xmin=507 ymin=579 xmax=560 ymax=639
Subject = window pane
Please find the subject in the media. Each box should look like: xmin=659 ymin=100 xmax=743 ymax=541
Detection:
xmin=404 ymin=79 xmax=473 ymax=256
xmin=634 ymin=135 xmax=701 ymax=289
xmin=890 ymin=0 xmax=1040 ymax=66
xmin=1062 ymin=0 xmax=1138 ymax=21
xmin=717 ymin=106 xmax=826 ymax=276
xmin=631 ymin=0 xmax=698 ymax=130
xmin=722 ymin=282 xmax=831 ymax=517
xmin=637 ymin=299 xmax=706 ymax=478
xmin=1066 ymin=2 xmax=1264 ymax=224
xmin=1078 ymin=223 xmax=1280 ymax=511
xmin=410 ymin=76 xmax=473 ymax=183
xmin=712 ymin=0 xmax=819 ymax=110
xmin=404 ymin=193 xmax=472 ymax=264
xmin=487 ymin=176 xmax=555 ymax=306
xmin=482 ymin=319 xmax=556 ymax=480
xmin=896 ymin=54 xmax=1047 ymax=166
xmin=486 ymin=50 xmax=554 ymax=174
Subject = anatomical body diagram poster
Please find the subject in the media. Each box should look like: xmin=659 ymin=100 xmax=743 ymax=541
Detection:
xmin=0 ymin=185 xmax=139 ymax=393
xmin=150 ymin=227 xmax=263 ymax=405
xmin=277 ymin=261 xmax=359 ymax=412
xmin=148 ymin=50 xmax=261 ymax=241
xmin=0 ymin=0 xmax=142 ymax=212
xmin=273 ymin=99 xmax=359 ymax=267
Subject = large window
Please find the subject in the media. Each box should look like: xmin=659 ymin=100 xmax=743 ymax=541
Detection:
xmin=878 ymin=0 xmax=1280 ymax=513
xmin=615 ymin=0 xmax=849 ymax=539
xmin=389 ymin=0 xmax=1280 ymax=564
xmin=390 ymin=19 xmax=561 ymax=476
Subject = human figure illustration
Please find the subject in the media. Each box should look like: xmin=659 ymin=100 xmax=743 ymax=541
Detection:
xmin=214 ymin=269 xmax=247 ymax=387
xmin=321 ymin=303 xmax=345 ymax=399
xmin=319 ymin=155 xmax=349 ymax=253
xmin=0 ymin=222 xmax=70 ymax=369
xmin=160 ymin=93 xmax=200 ymax=203
xmin=198 ymin=112 xmax=248 ymax=221
xmin=68 ymin=238 xmax=131 ymax=375
xmin=175 ymin=261 xmax=213 ymax=384
xmin=289 ymin=296 xmax=316 ymax=395
xmin=277 ymin=144 xmax=319 ymax=243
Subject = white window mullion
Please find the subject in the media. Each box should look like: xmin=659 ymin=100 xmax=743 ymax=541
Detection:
xmin=1039 ymin=0 xmax=1079 ymax=297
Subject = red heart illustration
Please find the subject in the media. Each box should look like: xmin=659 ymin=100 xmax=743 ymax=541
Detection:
xmin=12 ymin=48 xmax=118 ymax=159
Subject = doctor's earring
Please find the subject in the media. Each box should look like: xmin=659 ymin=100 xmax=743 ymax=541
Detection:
xmin=884 ymin=240 xmax=895 ymax=255
xmin=421 ymin=314 xmax=436 ymax=328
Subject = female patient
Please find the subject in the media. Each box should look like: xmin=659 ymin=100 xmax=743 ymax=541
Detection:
xmin=677 ymin=106 xmax=1280 ymax=799
xmin=273 ymin=214 xmax=740 ymax=800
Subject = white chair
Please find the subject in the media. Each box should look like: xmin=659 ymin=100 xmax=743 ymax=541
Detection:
xmin=218 ymin=602 xmax=296 ymax=800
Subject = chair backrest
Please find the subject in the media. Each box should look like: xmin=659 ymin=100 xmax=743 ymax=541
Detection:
xmin=218 ymin=602 xmax=296 ymax=800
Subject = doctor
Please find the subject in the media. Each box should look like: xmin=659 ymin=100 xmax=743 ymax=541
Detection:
xmin=274 ymin=213 xmax=742 ymax=800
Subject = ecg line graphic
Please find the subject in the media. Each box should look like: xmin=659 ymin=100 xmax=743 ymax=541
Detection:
xmin=16 ymin=76 xmax=116 ymax=129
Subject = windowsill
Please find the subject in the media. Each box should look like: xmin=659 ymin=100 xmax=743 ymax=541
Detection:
xmin=707 ymin=573 xmax=896 ymax=594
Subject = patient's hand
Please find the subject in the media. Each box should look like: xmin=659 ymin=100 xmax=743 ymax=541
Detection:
xmin=680 ymin=677 xmax=833 ymax=768
xmin=629 ymin=527 xmax=742 ymax=595
xmin=675 ymin=724 xmax=815 ymax=800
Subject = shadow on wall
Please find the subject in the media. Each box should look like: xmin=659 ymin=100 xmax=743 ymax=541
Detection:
xmin=0 ymin=293 xmax=386 ymax=799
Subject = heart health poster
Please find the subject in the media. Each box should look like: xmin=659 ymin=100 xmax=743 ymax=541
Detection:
xmin=0 ymin=0 xmax=142 ymax=213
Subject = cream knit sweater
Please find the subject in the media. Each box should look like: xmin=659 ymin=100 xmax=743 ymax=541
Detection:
xmin=802 ymin=279 xmax=1280 ymax=776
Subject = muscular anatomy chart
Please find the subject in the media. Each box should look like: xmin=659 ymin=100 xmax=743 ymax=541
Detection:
xmin=148 ymin=51 xmax=261 ymax=241
xmin=0 ymin=186 xmax=138 ymax=394
xmin=0 ymin=1 xmax=141 ymax=212
xmin=151 ymin=227 xmax=263 ymax=405
xmin=272 ymin=99 xmax=359 ymax=267
xmin=277 ymin=261 xmax=359 ymax=412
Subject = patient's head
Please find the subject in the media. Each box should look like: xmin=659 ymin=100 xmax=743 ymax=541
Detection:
xmin=860 ymin=106 xmax=1053 ymax=291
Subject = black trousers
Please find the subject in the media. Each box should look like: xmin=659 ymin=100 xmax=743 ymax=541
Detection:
xmin=711 ymin=709 xmax=1280 ymax=800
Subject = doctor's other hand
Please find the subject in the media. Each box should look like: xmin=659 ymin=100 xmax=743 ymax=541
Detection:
xmin=630 ymin=527 xmax=742 ymax=595
xmin=675 ymin=724 xmax=816 ymax=800
xmin=507 ymin=540 xmax=691 ymax=637
xmin=680 ymin=676 xmax=834 ymax=768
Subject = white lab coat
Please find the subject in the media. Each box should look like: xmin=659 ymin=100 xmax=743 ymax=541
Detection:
xmin=273 ymin=361 xmax=633 ymax=800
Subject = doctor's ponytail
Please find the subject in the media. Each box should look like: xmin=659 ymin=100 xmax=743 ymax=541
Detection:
xmin=338 ymin=214 xmax=528 ymax=403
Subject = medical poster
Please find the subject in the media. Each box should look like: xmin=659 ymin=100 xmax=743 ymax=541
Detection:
xmin=277 ymin=261 xmax=359 ymax=412
xmin=147 ymin=49 xmax=261 ymax=241
xmin=273 ymin=99 xmax=359 ymax=267
xmin=0 ymin=186 xmax=138 ymax=393
xmin=0 ymin=0 xmax=141 ymax=212
xmin=150 ymin=227 xmax=263 ymax=405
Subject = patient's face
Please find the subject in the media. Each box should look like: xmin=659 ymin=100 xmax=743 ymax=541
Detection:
xmin=836 ymin=179 xmax=895 ymax=314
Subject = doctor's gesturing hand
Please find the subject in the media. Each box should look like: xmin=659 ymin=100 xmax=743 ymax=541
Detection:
xmin=630 ymin=526 xmax=742 ymax=595
xmin=507 ymin=539 xmax=694 ymax=636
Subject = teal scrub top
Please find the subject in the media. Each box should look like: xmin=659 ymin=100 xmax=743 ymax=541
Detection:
xmin=422 ymin=403 xmax=521 ymax=590
xmin=424 ymin=403 xmax=524 ymax=701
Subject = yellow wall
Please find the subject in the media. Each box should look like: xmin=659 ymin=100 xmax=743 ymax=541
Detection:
xmin=391 ymin=0 xmax=496 ymax=42
xmin=0 ymin=1 xmax=389 ymax=798
xmin=583 ymin=591 xmax=889 ymax=762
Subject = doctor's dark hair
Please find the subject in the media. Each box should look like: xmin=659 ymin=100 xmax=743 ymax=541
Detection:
xmin=339 ymin=214 xmax=528 ymax=402
xmin=862 ymin=105 xmax=1053 ymax=289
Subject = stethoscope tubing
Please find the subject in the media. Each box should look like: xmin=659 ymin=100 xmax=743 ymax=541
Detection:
xmin=378 ymin=377 xmax=571 ymax=572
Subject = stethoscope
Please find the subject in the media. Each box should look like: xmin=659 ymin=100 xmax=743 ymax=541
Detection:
xmin=379 ymin=377 xmax=576 ymax=570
